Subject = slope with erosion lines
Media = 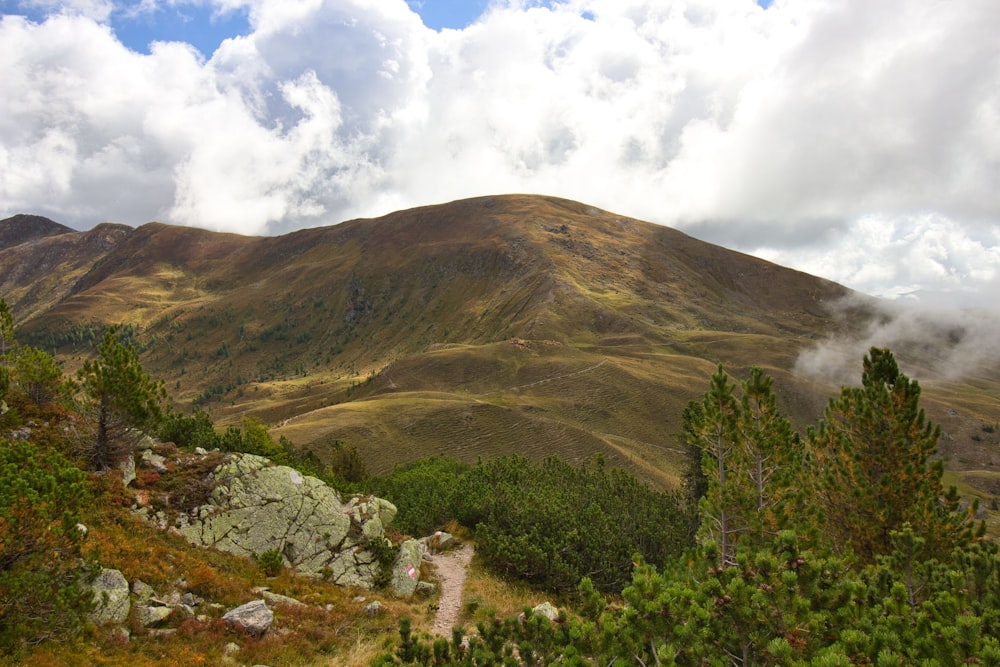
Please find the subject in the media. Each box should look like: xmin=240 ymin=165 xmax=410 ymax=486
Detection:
xmin=3 ymin=195 xmax=998 ymax=497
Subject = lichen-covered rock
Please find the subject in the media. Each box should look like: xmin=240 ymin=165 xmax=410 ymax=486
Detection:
xmin=391 ymin=539 xmax=424 ymax=597
xmin=222 ymin=600 xmax=272 ymax=637
xmin=135 ymin=604 xmax=173 ymax=628
xmin=132 ymin=579 xmax=154 ymax=604
xmin=119 ymin=453 xmax=136 ymax=487
xmin=88 ymin=568 xmax=131 ymax=626
xmin=176 ymin=454 xmax=400 ymax=587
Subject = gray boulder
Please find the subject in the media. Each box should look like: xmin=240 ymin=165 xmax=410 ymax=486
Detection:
xmin=222 ymin=600 xmax=273 ymax=637
xmin=390 ymin=539 xmax=424 ymax=597
xmin=132 ymin=579 xmax=155 ymax=604
xmin=88 ymin=568 xmax=131 ymax=626
xmin=119 ymin=453 xmax=136 ymax=487
xmin=177 ymin=454 xmax=399 ymax=587
xmin=254 ymin=588 xmax=305 ymax=608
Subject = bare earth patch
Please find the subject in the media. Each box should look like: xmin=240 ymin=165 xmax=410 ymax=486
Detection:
xmin=430 ymin=543 xmax=475 ymax=636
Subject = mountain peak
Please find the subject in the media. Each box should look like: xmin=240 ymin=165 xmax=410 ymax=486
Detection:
xmin=0 ymin=214 xmax=75 ymax=250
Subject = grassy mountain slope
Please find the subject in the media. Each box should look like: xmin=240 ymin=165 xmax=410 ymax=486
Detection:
xmin=2 ymin=195 xmax=998 ymax=495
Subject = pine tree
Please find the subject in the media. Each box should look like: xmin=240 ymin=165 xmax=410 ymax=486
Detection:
xmin=686 ymin=365 xmax=807 ymax=567
xmin=0 ymin=300 xmax=16 ymax=403
xmin=808 ymin=347 xmax=979 ymax=563
xmin=0 ymin=299 xmax=14 ymax=360
xmin=75 ymin=327 xmax=166 ymax=470
xmin=13 ymin=346 xmax=65 ymax=407
xmin=687 ymin=365 xmax=743 ymax=568
xmin=0 ymin=439 xmax=93 ymax=650
xmin=737 ymin=367 xmax=812 ymax=549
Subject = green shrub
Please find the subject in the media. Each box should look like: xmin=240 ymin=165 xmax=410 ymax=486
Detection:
xmin=456 ymin=455 xmax=689 ymax=593
xmin=157 ymin=408 xmax=221 ymax=451
xmin=253 ymin=548 xmax=284 ymax=577
xmin=363 ymin=457 xmax=470 ymax=536
xmin=366 ymin=453 xmax=689 ymax=593
xmin=0 ymin=439 xmax=94 ymax=652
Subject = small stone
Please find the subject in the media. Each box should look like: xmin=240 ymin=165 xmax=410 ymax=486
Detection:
xmin=260 ymin=591 xmax=305 ymax=608
xmin=132 ymin=579 xmax=155 ymax=603
xmin=222 ymin=642 xmax=241 ymax=656
xmin=108 ymin=626 xmax=130 ymax=645
xmin=148 ymin=628 xmax=177 ymax=639
xmin=135 ymin=604 xmax=173 ymax=628
xmin=180 ymin=592 xmax=203 ymax=607
xmin=533 ymin=602 xmax=560 ymax=621
xmin=364 ymin=601 xmax=384 ymax=616
xmin=141 ymin=449 xmax=169 ymax=473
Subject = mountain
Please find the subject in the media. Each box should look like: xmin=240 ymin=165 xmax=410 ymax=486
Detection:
xmin=0 ymin=213 xmax=75 ymax=250
xmin=2 ymin=195 xmax=998 ymax=495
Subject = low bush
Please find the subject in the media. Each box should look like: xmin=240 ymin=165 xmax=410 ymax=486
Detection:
xmin=0 ymin=439 xmax=94 ymax=653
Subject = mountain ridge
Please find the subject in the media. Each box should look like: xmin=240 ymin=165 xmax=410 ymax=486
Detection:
xmin=2 ymin=194 xmax=997 ymax=495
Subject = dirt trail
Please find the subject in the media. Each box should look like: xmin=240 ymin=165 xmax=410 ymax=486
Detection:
xmin=430 ymin=543 xmax=475 ymax=636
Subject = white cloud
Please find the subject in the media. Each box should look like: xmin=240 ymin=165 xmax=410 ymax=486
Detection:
xmin=1 ymin=0 xmax=999 ymax=307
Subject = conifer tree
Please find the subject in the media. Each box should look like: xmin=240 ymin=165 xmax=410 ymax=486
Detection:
xmin=0 ymin=299 xmax=14 ymax=360
xmin=737 ymin=367 xmax=812 ymax=548
xmin=686 ymin=365 xmax=807 ymax=567
xmin=0 ymin=299 xmax=15 ymax=401
xmin=76 ymin=327 xmax=166 ymax=470
xmin=13 ymin=346 xmax=65 ymax=407
xmin=687 ymin=365 xmax=743 ymax=567
xmin=809 ymin=347 xmax=979 ymax=563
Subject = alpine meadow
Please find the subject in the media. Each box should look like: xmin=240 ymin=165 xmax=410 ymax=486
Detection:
xmin=2 ymin=194 xmax=1000 ymax=665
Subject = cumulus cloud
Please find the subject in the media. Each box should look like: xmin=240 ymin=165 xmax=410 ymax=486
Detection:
xmin=1 ymin=0 xmax=999 ymax=307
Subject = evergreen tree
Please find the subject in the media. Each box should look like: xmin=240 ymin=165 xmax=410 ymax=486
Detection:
xmin=0 ymin=299 xmax=14 ymax=360
xmin=0 ymin=299 xmax=16 ymax=403
xmin=0 ymin=439 xmax=94 ymax=651
xmin=13 ymin=346 xmax=65 ymax=407
xmin=686 ymin=365 xmax=806 ymax=567
xmin=737 ymin=367 xmax=812 ymax=549
xmin=687 ymin=365 xmax=743 ymax=568
xmin=808 ymin=347 xmax=980 ymax=563
xmin=75 ymin=327 xmax=166 ymax=470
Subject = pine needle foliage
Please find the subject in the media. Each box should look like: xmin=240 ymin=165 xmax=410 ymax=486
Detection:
xmin=75 ymin=327 xmax=167 ymax=470
xmin=809 ymin=347 xmax=982 ymax=563
xmin=0 ymin=439 xmax=94 ymax=653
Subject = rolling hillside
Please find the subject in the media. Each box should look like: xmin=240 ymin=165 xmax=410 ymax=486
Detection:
xmin=2 ymin=194 xmax=998 ymax=496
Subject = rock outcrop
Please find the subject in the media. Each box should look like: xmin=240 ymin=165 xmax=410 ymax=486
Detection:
xmin=170 ymin=453 xmax=400 ymax=588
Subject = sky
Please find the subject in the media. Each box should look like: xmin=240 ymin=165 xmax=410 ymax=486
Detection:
xmin=1 ymin=0 xmax=999 ymax=315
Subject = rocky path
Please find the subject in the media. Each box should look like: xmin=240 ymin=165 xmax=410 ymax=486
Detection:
xmin=430 ymin=543 xmax=475 ymax=636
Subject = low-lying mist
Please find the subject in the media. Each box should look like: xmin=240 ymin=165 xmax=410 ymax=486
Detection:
xmin=795 ymin=294 xmax=1000 ymax=385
